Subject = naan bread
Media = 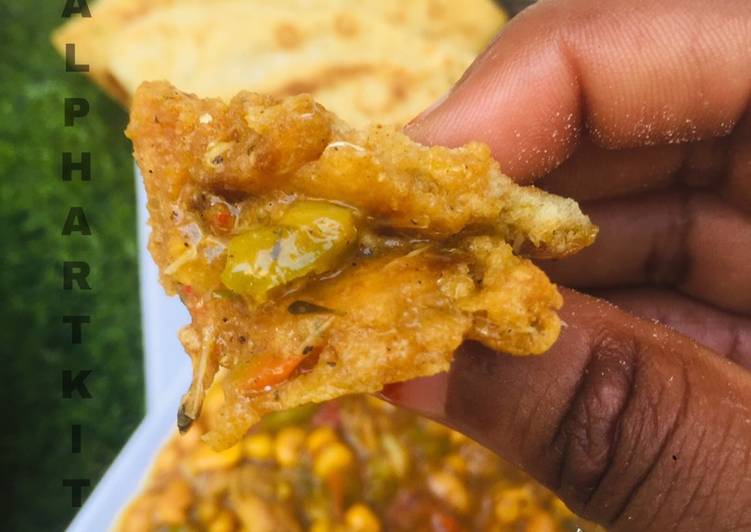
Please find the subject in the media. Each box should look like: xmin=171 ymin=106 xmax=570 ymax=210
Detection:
xmin=109 ymin=4 xmax=477 ymax=126
xmin=52 ymin=0 xmax=505 ymax=124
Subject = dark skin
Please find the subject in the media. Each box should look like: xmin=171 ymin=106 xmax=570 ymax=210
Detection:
xmin=382 ymin=0 xmax=751 ymax=530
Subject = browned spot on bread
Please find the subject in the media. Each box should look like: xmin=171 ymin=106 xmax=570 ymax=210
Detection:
xmin=334 ymin=14 xmax=359 ymax=37
xmin=275 ymin=23 xmax=302 ymax=50
xmin=274 ymin=65 xmax=375 ymax=97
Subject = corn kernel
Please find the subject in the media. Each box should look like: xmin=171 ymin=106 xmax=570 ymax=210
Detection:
xmin=197 ymin=499 xmax=220 ymax=523
xmin=495 ymin=486 xmax=534 ymax=524
xmin=313 ymin=442 xmax=353 ymax=478
xmin=208 ymin=510 xmax=235 ymax=532
xmin=306 ymin=426 xmax=337 ymax=455
xmin=309 ymin=519 xmax=332 ymax=532
xmin=275 ymin=427 xmax=306 ymax=467
xmin=494 ymin=498 xmax=520 ymax=524
xmin=525 ymin=511 xmax=556 ymax=532
xmin=244 ymin=433 xmax=273 ymax=460
xmin=154 ymin=478 xmax=192 ymax=524
xmin=427 ymin=471 xmax=469 ymax=514
xmin=444 ymin=452 xmax=467 ymax=476
xmin=381 ymin=434 xmax=408 ymax=478
xmin=189 ymin=442 xmax=242 ymax=473
xmin=277 ymin=480 xmax=292 ymax=500
xmin=344 ymin=503 xmax=381 ymax=532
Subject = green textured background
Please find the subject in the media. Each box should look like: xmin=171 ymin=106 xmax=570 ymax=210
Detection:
xmin=1 ymin=3 xmax=144 ymax=530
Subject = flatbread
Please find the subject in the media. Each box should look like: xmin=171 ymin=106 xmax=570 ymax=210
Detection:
xmin=51 ymin=0 xmax=175 ymax=103
xmin=52 ymin=0 xmax=506 ymax=124
xmin=108 ymin=4 xmax=478 ymax=126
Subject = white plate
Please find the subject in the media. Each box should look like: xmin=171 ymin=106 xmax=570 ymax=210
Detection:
xmin=66 ymin=167 xmax=192 ymax=531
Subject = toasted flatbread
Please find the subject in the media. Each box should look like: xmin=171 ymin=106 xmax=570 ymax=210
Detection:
xmin=127 ymin=82 xmax=597 ymax=449
xmin=109 ymin=4 xmax=481 ymax=126
xmin=52 ymin=0 xmax=505 ymax=124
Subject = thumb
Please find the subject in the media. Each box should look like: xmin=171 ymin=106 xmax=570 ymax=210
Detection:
xmin=382 ymin=289 xmax=751 ymax=530
xmin=406 ymin=0 xmax=751 ymax=183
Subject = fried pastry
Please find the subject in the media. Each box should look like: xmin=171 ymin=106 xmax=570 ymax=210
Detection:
xmin=126 ymin=81 xmax=597 ymax=449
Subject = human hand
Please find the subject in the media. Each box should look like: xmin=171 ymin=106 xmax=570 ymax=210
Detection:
xmin=384 ymin=0 xmax=751 ymax=529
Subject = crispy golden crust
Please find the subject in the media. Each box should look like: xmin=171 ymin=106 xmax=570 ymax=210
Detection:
xmin=128 ymin=82 xmax=596 ymax=261
xmin=127 ymin=82 xmax=595 ymax=449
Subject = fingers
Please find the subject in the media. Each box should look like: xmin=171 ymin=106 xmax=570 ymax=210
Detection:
xmin=406 ymin=0 xmax=751 ymax=182
xmin=539 ymin=113 xmax=751 ymax=209
xmin=540 ymin=191 xmax=751 ymax=314
xmin=537 ymin=137 xmax=724 ymax=202
xmin=726 ymin=110 xmax=751 ymax=210
xmin=593 ymin=287 xmax=751 ymax=369
xmin=383 ymin=289 xmax=751 ymax=530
